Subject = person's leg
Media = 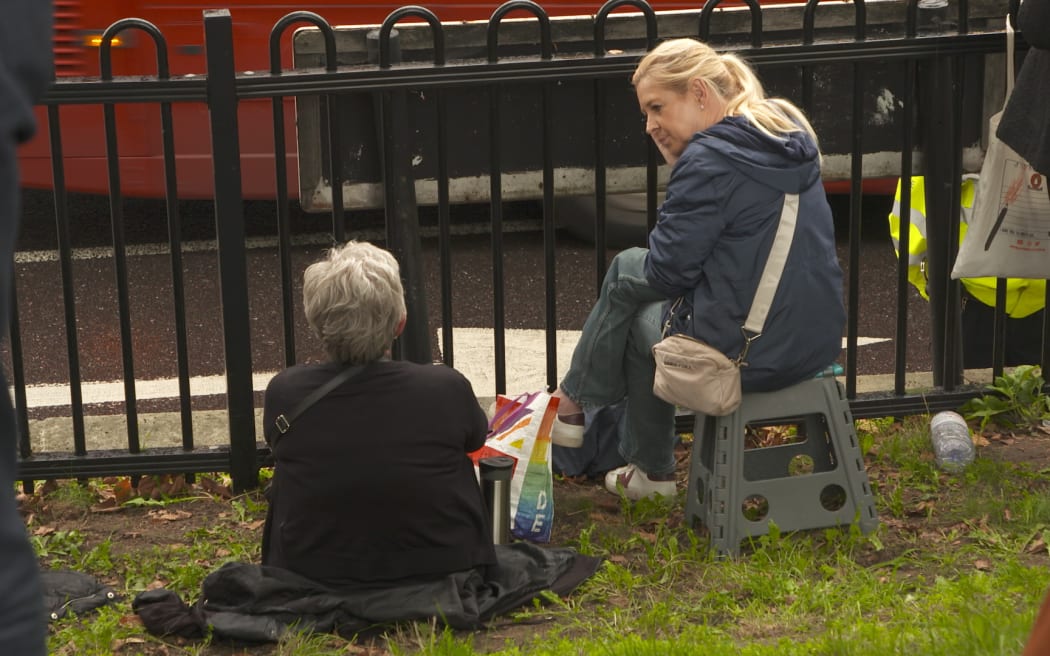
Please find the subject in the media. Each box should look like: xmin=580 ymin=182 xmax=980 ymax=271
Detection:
xmin=559 ymin=247 xmax=666 ymax=410
xmin=616 ymin=300 xmax=678 ymax=477
xmin=0 ymin=139 xmax=46 ymax=655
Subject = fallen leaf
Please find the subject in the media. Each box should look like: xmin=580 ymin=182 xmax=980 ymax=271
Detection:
xmin=974 ymin=434 xmax=991 ymax=447
xmin=92 ymin=497 xmax=118 ymax=510
xmin=33 ymin=526 xmax=55 ymax=536
xmin=148 ymin=509 xmax=192 ymax=522
xmin=200 ymin=476 xmax=233 ymax=499
xmin=1027 ymin=537 xmax=1047 ymax=554
xmin=111 ymin=637 xmax=146 ymax=651
xmin=974 ymin=559 xmax=992 ymax=571
xmin=113 ymin=478 xmax=134 ymax=505
xmin=244 ymin=519 xmax=266 ymax=531
xmin=1004 ymin=508 xmax=1013 ymax=522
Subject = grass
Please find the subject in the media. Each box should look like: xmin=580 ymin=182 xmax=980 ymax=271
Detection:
xmin=31 ymin=414 xmax=1050 ymax=655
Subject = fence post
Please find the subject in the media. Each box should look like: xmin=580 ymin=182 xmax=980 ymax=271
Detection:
xmin=370 ymin=30 xmax=432 ymax=364
xmin=203 ymin=9 xmax=259 ymax=491
xmin=920 ymin=54 xmax=964 ymax=389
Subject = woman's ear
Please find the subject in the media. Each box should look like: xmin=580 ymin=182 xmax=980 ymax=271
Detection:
xmin=690 ymin=78 xmax=705 ymax=102
xmin=395 ymin=315 xmax=407 ymax=338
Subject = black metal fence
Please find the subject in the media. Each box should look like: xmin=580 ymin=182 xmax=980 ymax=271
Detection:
xmin=6 ymin=0 xmax=1034 ymax=490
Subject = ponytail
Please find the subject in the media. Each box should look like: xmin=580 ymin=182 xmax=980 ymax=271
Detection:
xmin=718 ymin=53 xmax=820 ymax=150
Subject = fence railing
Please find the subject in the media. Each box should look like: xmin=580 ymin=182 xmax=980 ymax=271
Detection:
xmin=5 ymin=0 xmax=1033 ymax=490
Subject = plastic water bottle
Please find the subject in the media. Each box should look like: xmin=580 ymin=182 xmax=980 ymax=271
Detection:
xmin=929 ymin=411 xmax=975 ymax=472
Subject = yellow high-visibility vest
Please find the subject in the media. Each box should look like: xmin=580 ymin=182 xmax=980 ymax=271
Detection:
xmin=888 ymin=176 xmax=1045 ymax=318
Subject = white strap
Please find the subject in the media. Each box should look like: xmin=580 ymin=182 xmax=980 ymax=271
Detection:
xmin=743 ymin=193 xmax=799 ymax=335
xmin=1006 ymin=13 xmax=1015 ymax=100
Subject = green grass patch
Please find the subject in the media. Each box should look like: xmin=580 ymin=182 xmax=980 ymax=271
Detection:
xmin=31 ymin=417 xmax=1050 ymax=655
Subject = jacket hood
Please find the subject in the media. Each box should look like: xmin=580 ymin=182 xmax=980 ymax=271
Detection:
xmin=696 ymin=115 xmax=821 ymax=194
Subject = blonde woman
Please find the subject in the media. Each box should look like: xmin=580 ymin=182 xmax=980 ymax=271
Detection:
xmin=552 ymin=38 xmax=845 ymax=500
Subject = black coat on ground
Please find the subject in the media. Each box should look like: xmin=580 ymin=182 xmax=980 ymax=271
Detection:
xmin=133 ymin=544 xmax=602 ymax=642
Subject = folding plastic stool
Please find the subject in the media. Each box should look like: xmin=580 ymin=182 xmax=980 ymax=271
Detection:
xmin=685 ymin=375 xmax=879 ymax=556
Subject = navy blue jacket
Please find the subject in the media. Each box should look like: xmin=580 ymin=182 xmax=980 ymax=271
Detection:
xmin=645 ymin=115 xmax=845 ymax=392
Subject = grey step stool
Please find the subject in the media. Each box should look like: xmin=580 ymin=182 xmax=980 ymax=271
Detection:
xmin=684 ymin=374 xmax=879 ymax=557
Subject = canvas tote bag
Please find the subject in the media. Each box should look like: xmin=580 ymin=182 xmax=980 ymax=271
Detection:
xmin=470 ymin=391 xmax=556 ymax=542
xmin=953 ymin=15 xmax=1050 ymax=280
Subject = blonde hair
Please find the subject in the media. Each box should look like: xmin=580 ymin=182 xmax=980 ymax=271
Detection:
xmin=632 ymin=38 xmax=819 ymax=148
xmin=302 ymin=241 xmax=406 ymax=364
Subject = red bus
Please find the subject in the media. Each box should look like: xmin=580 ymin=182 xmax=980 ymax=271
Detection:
xmin=32 ymin=0 xmax=790 ymax=200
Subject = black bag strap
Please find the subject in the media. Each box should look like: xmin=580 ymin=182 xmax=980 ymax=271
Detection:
xmin=265 ymin=364 xmax=367 ymax=448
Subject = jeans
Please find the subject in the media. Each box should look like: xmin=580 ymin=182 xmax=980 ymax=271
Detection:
xmin=559 ymin=248 xmax=677 ymax=477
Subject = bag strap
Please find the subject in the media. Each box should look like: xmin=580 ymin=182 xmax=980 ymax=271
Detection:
xmin=744 ymin=192 xmax=800 ymax=335
xmin=1006 ymin=12 xmax=1015 ymax=101
xmin=265 ymin=363 xmax=367 ymax=448
xmin=662 ymin=192 xmax=799 ymax=365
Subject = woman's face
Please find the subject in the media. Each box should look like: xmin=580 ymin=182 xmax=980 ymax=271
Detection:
xmin=635 ymin=76 xmax=713 ymax=164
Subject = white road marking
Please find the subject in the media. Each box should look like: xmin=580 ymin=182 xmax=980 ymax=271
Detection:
xmin=12 ymin=330 xmax=891 ymax=408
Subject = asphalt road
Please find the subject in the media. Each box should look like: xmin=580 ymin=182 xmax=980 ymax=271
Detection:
xmin=5 ymin=189 xmax=933 ymax=420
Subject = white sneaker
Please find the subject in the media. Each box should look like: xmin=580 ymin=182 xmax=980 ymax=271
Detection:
xmin=604 ymin=464 xmax=676 ymax=501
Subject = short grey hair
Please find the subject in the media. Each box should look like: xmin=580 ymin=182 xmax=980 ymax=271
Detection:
xmin=302 ymin=241 xmax=406 ymax=364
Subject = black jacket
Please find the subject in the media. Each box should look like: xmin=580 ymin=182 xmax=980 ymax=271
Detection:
xmin=134 ymin=544 xmax=601 ymax=642
xmin=997 ymin=0 xmax=1050 ymax=175
xmin=262 ymin=359 xmax=495 ymax=586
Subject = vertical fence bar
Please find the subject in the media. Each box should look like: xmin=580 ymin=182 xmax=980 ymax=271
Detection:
xmin=153 ymin=50 xmax=195 ymax=454
xmin=378 ymin=15 xmax=434 ymax=365
xmin=436 ymin=87 xmax=454 ymax=367
xmin=99 ymin=29 xmax=140 ymax=454
xmin=538 ymin=36 xmax=557 ymax=391
xmin=270 ymin=60 xmax=298 ymax=369
xmin=845 ymin=3 xmax=867 ymax=398
xmin=944 ymin=50 xmax=968 ymax=389
xmin=269 ymin=12 xmax=337 ymax=368
xmin=893 ymin=0 xmax=919 ymax=396
xmin=486 ymin=10 xmax=510 ymax=395
xmin=921 ymin=52 xmax=959 ymax=390
xmin=8 ymin=283 xmax=30 ymax=461
xmin=47 ymin=105 xmax=87 ymax=455
xmin=992 ymin=279 xmax=1007 ymax=376
xmin=204 ymin=9 xmax=259 ymax=491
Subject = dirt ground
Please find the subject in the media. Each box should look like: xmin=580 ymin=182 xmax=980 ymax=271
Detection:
xmin=23 ymin=426 xmax=1050 ymax=655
